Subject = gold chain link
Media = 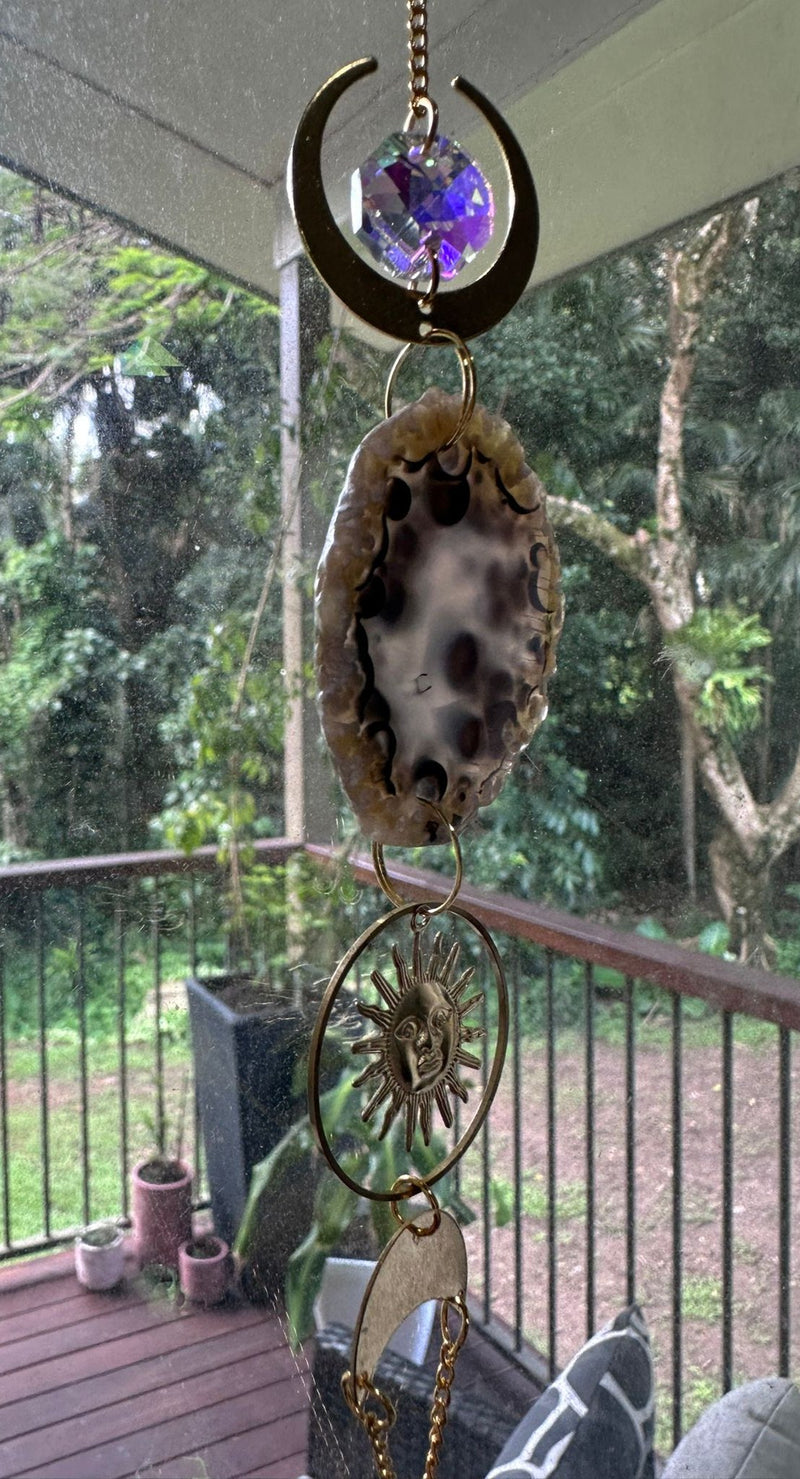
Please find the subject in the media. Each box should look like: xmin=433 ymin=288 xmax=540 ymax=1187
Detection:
xmin=423 ymin=1294 xmax=470 ymax=1478
xmin=342 ymin=1372 xmax=398 ymax=1479
xmin=343 ymin=1293 xmax=469 ymax=1479
xmin=408 ymin=0 xmax=429 ymax=116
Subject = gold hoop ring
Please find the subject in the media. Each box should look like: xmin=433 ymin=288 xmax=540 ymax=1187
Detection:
xmin=390 ymin=1175 xmax=442 ymax=1234
xmin=384 ymin=329 xmax=477 ymax=449
xmin=308 ymin=901 xmax=508 ymax=1202
xmin=371 ymin=806 xmax=463 ymax=914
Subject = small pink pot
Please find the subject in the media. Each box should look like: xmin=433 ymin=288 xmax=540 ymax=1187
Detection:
xmin=131 ymin=1158 xmax=192 ymax=1272
xmin=179 ymin=1235 xmax=231 ymax=1306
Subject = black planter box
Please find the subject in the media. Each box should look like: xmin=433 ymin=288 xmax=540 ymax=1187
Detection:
xmin=186 ymin=975 xmax=307 ymax=1245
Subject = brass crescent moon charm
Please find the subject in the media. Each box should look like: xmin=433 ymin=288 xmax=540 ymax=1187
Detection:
xmin=350 ymin=1209 xmax=468 ymax=1384
xmin=287 ymin=58 xmax=539 ymax=343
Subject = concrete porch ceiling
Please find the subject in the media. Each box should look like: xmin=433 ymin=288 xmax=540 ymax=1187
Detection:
xmin=0 ymin=0 xmax=798 ymax=307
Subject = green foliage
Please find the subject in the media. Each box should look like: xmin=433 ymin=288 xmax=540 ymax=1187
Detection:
xmin=0 ymin=532 xmax=128 ymax=857
xmin=0 ymin=185 xmax=277 ymax=416
xmin=665 ymin=608 xmax=772 ymax=736
xmin=696 ymin=919 xmax=731 ymax=956
xmin=117 ymin=338 xmax=183 ymax=378
xmin=156 ymin=613 xmax=285 ymax=855
xmin=1 ymin=919 xmax=175 ymax=1040
xmin=0 ymin=164 xmax=287 ymax=861
xmin=543 ymin=560 xmax=685 ymax=899
xmin=467 ymin=748 xmax=601 ymax=910
xmin=97 ymin=243 xmax=275 ymax=350
xmin=5 ymin=1034 xmax=192 ymax=1240
xmin=2 ymin=159 xmax=800 ymax=963
xmin=634 ymin=915 xmax=670 ymax=941
xmin=237 ymin=854 xmax=347 ymax=984
xmin=235 ymin=1061 xmax=467 ymax=1345
xmin=773 ymin=883 xmax=800 ymax=977
xmin=682 ymin=1273 xmax=723 ymax=1324
xmin=491 ymin=1172 xmax=586 ymax=1227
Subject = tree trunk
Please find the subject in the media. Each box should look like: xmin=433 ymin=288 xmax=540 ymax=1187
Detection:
xmin=0 ymin=767 xmax=28 ymax=854
xmin=680 ymin=714 xmax=697 ymax=902
xmin=708 ymin=827 xmax=773 ymax=967
xmin=757 ymin=638 xmax=774 ymax=804
xmin=546 ymin=204 xmax=800 ymax=960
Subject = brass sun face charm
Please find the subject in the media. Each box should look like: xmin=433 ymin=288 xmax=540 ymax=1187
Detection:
xmin=352 ymin=930 xmax=484 ymax=1150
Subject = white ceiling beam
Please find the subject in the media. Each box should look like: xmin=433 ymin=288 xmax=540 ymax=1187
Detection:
xmin=518 ymin=0 xmax=800 ymax=286
xmin=0 ymin=30 xmax=278 ymax=293
xmin=0 ymin=0 xmax=798 ymax=306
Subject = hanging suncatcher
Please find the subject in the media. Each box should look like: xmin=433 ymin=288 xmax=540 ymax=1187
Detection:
xmin=288 ymin=3 xmax=563 ymax=1473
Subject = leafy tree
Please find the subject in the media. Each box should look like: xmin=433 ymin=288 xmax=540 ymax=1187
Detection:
xmin=0 ymin=533 xmax=123 ymax=855
xmin=0 ymin=168 xmax=285 ymax=857
xmin=3 ymin=157 xmax=799 ymax=965
xmin=539 ymin=194 xmax=800 ymax=959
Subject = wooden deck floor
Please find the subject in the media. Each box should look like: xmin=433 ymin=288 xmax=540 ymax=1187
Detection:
xmin=0 ymin=1247 xmax=310 ymax=1479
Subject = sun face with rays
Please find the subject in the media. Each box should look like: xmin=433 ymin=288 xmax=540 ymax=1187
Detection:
xmin=351 ymin=930 xmax=485 ymax=1150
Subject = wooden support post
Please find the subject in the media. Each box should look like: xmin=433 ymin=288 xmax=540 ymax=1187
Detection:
xmin=280 ymin=258 xmax=334 ymax=996
xmin=280 ymin=258 xmax=305 ymax=843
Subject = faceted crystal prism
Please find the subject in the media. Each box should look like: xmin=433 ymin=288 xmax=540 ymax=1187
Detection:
xmin=352 ymin=131 xmax=494 ymax=282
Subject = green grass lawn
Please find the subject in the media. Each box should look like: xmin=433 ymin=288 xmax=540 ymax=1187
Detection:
xmin=3 ymin=1025 xmax=195 ymax=1245
xmin=2 ymin=980 xmax=782 ymax=1252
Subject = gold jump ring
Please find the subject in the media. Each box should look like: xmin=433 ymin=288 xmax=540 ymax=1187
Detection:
xmin=384 ymin=328 xmax=477 ymax=449
xmin=390 ymin=1175 xmax=442 ymax=1236
xmin=441 ymin=1293 xmax=470 ymax=1351
xmin=409 ymin=244 xmax=440 ymax=316
xmin=402 ymin=95 xmax=439 ymax=151
xmin=371 ymin=805 xmax=463 ymax=914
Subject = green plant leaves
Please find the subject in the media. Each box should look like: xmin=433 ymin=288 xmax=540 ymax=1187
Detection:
xmin=664 ymin=607 xmax=772 ymax=736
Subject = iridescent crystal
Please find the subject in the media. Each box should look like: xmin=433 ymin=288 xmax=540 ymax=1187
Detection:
xmin=352 ymin=131 xmax=494 ymax=282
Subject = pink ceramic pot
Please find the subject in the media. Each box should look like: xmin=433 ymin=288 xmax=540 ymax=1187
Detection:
xmin=178 ymin=1235 xmax=231 ymax=1306
xmin=131 ymin=1158 xmax=192 ymax=1271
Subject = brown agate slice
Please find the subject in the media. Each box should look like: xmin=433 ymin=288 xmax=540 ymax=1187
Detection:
xmin=315 ymin=387 xmax=563 ymax=846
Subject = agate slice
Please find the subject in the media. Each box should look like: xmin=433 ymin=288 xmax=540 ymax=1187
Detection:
xmin=315 ymin=387 xmax=562 ymax=846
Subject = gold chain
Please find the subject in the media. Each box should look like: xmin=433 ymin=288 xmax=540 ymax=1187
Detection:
xmin=342 ymin=1373 xmax=397 ymax=1479
xmin=343 ymin=1293 xmax=470 ymax=1479
xmin=408 ymin=0 xmax=429 ymax=117
xmin=424 ymin=1294 xmax=470 ymax=1477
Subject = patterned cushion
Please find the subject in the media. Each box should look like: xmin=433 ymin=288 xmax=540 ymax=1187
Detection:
xmin=485 ymin=1305 xmax=655 ymax=1479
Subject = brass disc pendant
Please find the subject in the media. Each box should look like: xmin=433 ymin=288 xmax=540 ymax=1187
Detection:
xmin=348 ymin=1199 xmax=468 ymax=1389
xmin=341 ymin=1181 xmax=471 ymax=1479
xmin=308 ymin=899 xmax=508 ymax=1201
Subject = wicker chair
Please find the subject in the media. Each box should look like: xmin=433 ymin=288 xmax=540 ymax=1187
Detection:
xmin=307 ymin=1321 xmax=542 ymax=1479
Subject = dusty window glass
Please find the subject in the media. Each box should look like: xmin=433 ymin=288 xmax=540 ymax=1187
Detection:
xmin=1 ymin=109 xmax=799 ymax=1479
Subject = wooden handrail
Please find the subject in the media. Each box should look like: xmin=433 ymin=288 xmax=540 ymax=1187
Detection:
xmin=0 ymin=838 xmax=796 ymax=1030
xmin=0 ymin=838 xmax=298 ymax=893
xmin=306 ymin=844 xmax=800 ymax=1032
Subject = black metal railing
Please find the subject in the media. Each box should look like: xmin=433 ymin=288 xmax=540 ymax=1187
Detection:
xmin=1 ymin=839 xmax=798 ymax=1451
xmin=319 ymin=848 xmax=800 ymax=1447
xmin=0 ymin=839 xmax=296 ymax=1256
